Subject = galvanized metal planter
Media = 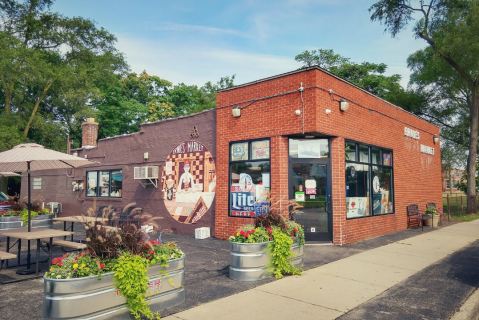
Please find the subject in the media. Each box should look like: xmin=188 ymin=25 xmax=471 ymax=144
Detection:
xmin=43 ymin=256 xmax=185 ymax=320
xmin=0 ymin=214 xmax=53 ymax=230
xmin=229 ymin=237 xmax=304 ymax=281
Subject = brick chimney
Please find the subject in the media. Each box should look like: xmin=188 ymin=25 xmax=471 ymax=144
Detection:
xmin=82 ymin=117 xmax=98 ymax=148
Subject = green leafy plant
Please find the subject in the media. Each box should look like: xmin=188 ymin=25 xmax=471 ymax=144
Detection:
xmin=425 ymin=206 xmax=442 ymax=216
xmin=270 ymin=229 xmax=302 ymax=279
xmin=114 ymin=253 xmax=159 ymax=320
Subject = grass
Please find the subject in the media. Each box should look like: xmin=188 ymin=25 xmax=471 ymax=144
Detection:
xmin=442 ymin=197 xmax=479 ymax=222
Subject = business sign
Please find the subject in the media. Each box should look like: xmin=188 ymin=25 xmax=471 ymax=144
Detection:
xmin=404 ymin=127 xmax=420 ymax=140
xmin=231 ymin=185 xmax=255 ymax=217
xmin=420 ymin=144 xmax=435 ymax=155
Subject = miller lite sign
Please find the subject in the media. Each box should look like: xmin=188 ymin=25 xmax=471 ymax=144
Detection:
xmin=231 ymin=185 xmax=255 ymax=217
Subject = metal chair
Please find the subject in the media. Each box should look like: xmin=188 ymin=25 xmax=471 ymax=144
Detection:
xmin=112 ymin=206 xmax=141 ymax=227
xmin=407 ymin=204 xmax=432 ymax=231
xmin=97 ymin=206 xmax=116 ymax=225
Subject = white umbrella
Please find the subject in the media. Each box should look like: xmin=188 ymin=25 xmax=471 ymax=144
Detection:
xmin=0 ymin=172 xmax=21 ymax=177
xmin=0 ymin=143 xmax=96 ymax=231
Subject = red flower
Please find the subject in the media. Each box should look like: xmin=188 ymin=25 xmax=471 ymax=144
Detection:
xmin=240 ymin=230 xmax=245 ymax=236
xmin=146 ymin=256 xmax=150 ymax=259
xmin=58 ymin=262 xmax=63 ymax=267
xmin=149 ymin=251 xmax=155 ymax=255
xmin=251 ymin=229 xmax=255 ymax=233
xmin=269 ymin=236 xmax=272 ymax=240
xmin=100 ymin=264 xmax=105 ymax=268
xmin=244 ymin=234 xmax=249 ymax=238
xmin=267 ymin=228 xmax=272 ymax=234
xmin=291 ymin=233 xmax=294 ymax=237
xmin=293 ymin=228 xmax=298 ymax=232
xmin=285 ymin=225 xmax=289 ymax=228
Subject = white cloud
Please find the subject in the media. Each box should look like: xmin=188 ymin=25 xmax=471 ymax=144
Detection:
xmin=148 ymin=22 xmax=251 ymax=39
xmin=116 ymin=34 xmax=301 ymax=87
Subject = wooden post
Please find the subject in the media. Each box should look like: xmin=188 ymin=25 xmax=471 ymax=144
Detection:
xmin=447 ymin=194 xmax=450 ymax=223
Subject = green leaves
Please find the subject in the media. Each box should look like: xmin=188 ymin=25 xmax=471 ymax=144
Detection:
xmin=114 ymin=253 xmax=158 ymax=320
xmin=295 ymin=48 xmax=403 ymax=101
xmin=270 ymin=230 xmax=302 ymax=279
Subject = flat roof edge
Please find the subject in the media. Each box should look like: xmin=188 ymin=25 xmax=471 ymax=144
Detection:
xmin=218 ymin=66 xmax=439 ymax=130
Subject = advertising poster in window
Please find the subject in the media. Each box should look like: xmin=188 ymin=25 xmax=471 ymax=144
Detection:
xmin=231 ymin=142 xmax=248 ymax=161
xmin=162 ymin=140 xmax=215 ymax=224
xmin=251 ymin=140 xmax=270 ymax=160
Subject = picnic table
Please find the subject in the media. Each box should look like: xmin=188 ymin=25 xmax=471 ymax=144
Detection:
xmin=53 ymin=216 xmax=108 ymax=242
xmin=0 ymin=228 xmax=74 ymax=276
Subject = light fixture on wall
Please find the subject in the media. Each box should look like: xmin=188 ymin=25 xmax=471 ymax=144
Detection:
xmin=339 ymin=99 xmax=349 ymax=111
xmin=433 ymin=134 xmax=439 ymax=144
xmin=143 ymin=152 xmax=149 ymax=161
xmin=232 ymin=106 xmax=241 ymax=118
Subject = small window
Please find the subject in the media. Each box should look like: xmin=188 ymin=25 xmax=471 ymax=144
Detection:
xmin=345 ymin=142 xmax=356 ymax=161
xmin=33 ymin=178 xmax=42 ymax=190
xmin=251 ymin=140 xmax=270 ymax=160
xmin=86 ymin=170 xmax=122 ymax=197
xmin=383 ymin=151 xmax=392 ymax=166
xmin=359 ymin=145 xmax=369 ymax=163
xmin=289 ymin=139 xmax=329 ymax=158
xmin=446 ymin=180 xmax=451 ymax=189
xmin=231 ymin=142 xmax=249 ymax=161
xmin=371 ymin=148 xmax=380 ymax=165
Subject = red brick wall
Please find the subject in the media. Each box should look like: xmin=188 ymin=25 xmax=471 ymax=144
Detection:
xmin=216 ymin=67 xmax=441 ymax=244
xmin=82 ymin=121 xmax=99 ymax=148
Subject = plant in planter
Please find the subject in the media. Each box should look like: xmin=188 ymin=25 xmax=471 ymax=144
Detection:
xmin=43 ymin=205 xmax=184 ymax=320
xmin=229 ymin=199 xmax=305 ymax=281
xmin=0 ymin=195 xmax=53 ymax=229
xmin=424 ymin=206 xmax=442 ymax=227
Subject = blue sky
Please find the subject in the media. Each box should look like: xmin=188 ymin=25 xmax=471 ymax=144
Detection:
xmin=54 ymin=0 xmax=426 ymax=88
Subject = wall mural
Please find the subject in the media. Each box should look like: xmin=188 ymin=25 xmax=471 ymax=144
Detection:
xmin=162 ymin=140 xmax=216 ymax=223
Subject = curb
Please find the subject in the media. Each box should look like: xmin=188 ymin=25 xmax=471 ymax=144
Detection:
xmin=450 ymin=286 xmax=479 ymax=320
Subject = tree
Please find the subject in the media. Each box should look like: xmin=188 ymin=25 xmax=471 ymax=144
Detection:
xmin=441 ymin=141 xmax=467 ymax=194
xmin=295 ymin=49 xmax=403 ymax=101
xmin=0 ymin=0 xmax=127 ymax=148
xmin=370 ymin=0 xmax=479 ymax=214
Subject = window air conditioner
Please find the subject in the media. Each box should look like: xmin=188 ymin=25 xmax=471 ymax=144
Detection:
xmin=134 ymin=166 xmax=159 ymax=180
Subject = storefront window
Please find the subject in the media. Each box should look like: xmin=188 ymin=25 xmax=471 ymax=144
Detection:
xmin=229 ymin=139 xmax=270 ymax=217
xmin=86 ymin=170 xmax=122 ymax=197
xmin=359 ymin=144 xmax=369 ymax=163
xmin=289 ymin=139 xmax=329 ymax=158
xmin=346 ymin=164 xmax=370 ymax=218
xmin=346 ymin=141 xmax=394 ymax=219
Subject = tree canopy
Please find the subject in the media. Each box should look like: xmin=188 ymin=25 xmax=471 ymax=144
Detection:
xmin=370 ymin=0 xmax=479 ymax=213
xmin=295 ymin=48 xmax=407 ymax=103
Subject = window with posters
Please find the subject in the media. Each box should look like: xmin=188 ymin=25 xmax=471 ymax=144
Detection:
xmin=345 ymin=141 xmax=394 ymax=219
xmin=229 ymin=139 xmax=270 ymax=218
xmin=86 ymin=170 xmax=122 ymax=198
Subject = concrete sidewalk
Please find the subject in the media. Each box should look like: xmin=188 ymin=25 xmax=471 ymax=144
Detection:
xmin=164 ymin=220 xmax=479 ymax=320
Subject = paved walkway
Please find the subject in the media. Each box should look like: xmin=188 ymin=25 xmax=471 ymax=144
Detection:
xmin=164 ymin=220 xmax=479 ymax=320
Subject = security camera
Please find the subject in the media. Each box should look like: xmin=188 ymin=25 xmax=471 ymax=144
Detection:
xmin=295 ymin=110 xmax=301 ymax=116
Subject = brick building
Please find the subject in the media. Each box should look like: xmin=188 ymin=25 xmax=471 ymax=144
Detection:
xmin=23 ymin=66 xmax=441 ymax=245
xmin=215 ymin=66 xmax=441 ymax=244
xmin=442 ymin=168 xmax=464 ymax=192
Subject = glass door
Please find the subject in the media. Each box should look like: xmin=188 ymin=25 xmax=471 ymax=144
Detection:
xmin=289 ymin=162 xmax=331 ymax=241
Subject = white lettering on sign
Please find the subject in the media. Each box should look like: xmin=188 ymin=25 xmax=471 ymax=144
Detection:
xmin=420 ymin=144 xmax=435 ymax=155
xmin=404 ymin=127 xmax=420 ymax=140
xmin=172 ymin=141 xmax=205 ymax=155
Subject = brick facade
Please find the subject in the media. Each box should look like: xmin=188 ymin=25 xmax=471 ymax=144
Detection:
xmin=216 ymin=67 xmax=441 ymax=245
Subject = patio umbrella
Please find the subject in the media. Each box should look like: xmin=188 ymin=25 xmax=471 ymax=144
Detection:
xmin=0 ymin=172 xmax=21 ymax=177
xmin=0 ymin=143 xmax=96 ymax=231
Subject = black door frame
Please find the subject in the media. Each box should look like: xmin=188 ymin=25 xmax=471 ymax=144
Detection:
xmin=288 ymin=156 xmax=333 ymax=242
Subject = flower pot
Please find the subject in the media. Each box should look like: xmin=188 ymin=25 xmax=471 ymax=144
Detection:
xmin=423 ymin=215 xmax=439 ymax=227
xmin=43 ymin=256 xmax=185 ymax=320
xmin=0 ymin=214 xmax=53 ymax=230
xmin=229 ymin=237 xmax=304 ymax=281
